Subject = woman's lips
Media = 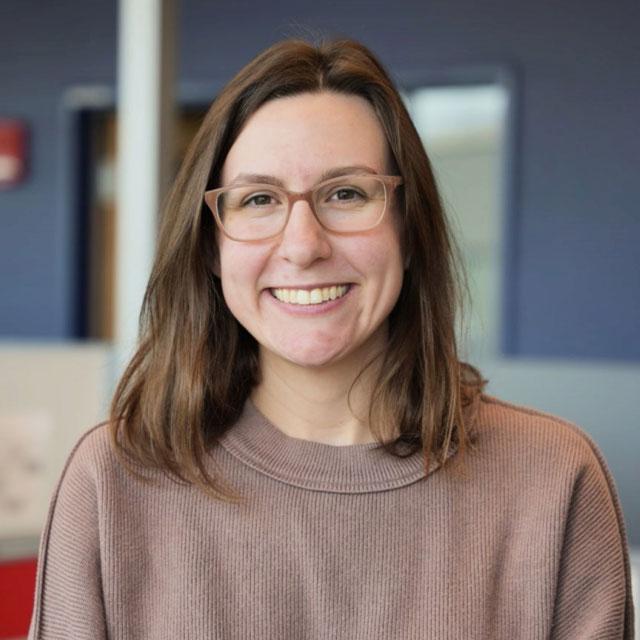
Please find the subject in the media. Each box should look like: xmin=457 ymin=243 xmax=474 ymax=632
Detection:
xmin=270 ymin=284 xmax=351 ymax=305
xmin=264 ymin=283 xmax=354 ymax=315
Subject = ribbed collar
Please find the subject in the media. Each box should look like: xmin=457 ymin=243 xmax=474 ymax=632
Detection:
xmin=217 ymin=399 xmax=440 ymax=494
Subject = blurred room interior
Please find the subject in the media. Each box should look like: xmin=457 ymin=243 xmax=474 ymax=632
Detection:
xmin=0 ymin=0 xmax=638 ymax=637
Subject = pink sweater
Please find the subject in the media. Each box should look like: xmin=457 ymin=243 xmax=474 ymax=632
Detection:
xmin=28 ymin=394 xmax=634 ymax=639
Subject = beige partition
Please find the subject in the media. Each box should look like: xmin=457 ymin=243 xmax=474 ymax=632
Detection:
xmin=0 ymin=343 xmax=112 ymax=559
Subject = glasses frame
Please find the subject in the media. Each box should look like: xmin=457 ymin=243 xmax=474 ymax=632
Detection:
xmin=204 ymin=173 xmax=404 ymax=242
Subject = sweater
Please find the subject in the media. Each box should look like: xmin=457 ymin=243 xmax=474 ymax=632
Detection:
xmin=28 ymin=394 xmax=634 ymax=639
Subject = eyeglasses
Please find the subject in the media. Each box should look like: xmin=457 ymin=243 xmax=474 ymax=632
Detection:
xmin=204 ymin=173 xmax=404 ymax=242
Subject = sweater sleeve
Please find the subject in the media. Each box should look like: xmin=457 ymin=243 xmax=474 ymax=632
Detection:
xmin=28 ymin=427 xmax=108 ymax=639
xmin=550 ymin=436 xmax=635 ymax=639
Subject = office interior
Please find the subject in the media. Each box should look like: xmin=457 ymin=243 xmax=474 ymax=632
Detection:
xmin=0 ymin=0 xmax=638 ymax=637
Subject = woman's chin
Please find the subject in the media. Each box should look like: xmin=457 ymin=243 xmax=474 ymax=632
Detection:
xmin=262 ymin=342 xmax=350 ymax=369
xmin=259 ymin=325 xmax=388 ymax=371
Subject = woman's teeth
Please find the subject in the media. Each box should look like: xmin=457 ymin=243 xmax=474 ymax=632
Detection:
xmin=271 ymin=285 xmax=350 ymax=305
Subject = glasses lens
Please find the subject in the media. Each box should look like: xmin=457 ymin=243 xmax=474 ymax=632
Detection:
xmin=314 ymin=175 xmax=386 ymax=232
xmin=217 ymin=185 xmax=287 ymax=240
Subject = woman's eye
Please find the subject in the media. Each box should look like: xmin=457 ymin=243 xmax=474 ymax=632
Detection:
xmin=329 ymin=188 xmax=363 ymax=202
xmin=243 ymin=193 xmax=276 ymax=207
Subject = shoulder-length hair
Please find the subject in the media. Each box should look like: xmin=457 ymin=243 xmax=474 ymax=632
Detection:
xmin=109 ymin=36 xmax=488 ymax=501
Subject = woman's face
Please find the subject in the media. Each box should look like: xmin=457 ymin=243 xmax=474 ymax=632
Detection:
xmin=216 ymin=91 xmax=405 ymax=369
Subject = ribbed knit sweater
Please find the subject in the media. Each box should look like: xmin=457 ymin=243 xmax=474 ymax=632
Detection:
xmin=28 ymin=394 xmax=634 ymax=639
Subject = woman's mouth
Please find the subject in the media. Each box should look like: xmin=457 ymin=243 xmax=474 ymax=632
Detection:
xmin=269 ymin=284 xmax=352 ymax=306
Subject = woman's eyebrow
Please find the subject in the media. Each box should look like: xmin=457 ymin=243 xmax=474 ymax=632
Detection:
xmin=227 ymin=165 xmax=380 ymax=187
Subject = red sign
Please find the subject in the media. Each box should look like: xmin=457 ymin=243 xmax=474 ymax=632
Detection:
xmin=0 ymin=120 xmax=28 ymax=188
xmin=0 ymin=557 xmax=38 ymax=638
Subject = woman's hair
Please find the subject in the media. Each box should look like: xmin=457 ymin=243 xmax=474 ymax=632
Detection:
xmin=109 ymin=36 xmax=488 ymax=501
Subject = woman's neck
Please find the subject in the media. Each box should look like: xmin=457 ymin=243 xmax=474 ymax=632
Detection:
xmin=250 ymin=334 xmax=387 ymax=446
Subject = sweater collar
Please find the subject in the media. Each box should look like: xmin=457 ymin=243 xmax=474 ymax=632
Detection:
xmin=217 ymin=398 xmax=442 ymax=494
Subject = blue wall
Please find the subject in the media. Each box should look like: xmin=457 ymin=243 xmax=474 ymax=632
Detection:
xmin=0 ymin=1 xmax=117 ymax=337
xmin=1 ymin=0 xmax=639 ymax=360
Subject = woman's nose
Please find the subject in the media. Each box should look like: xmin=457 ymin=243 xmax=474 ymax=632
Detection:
xmin=276 ymin=200 xmax=332 ymax=266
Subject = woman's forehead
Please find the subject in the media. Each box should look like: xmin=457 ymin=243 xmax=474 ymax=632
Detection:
xmin=220 ymin=92 xmax=391 ymax=187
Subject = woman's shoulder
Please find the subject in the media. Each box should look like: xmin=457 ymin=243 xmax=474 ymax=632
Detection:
xmin=53 ymin=420 xmax=147 ymax=499
xmin=473 ymin=393 xmax=613 ymax=480
xmin=58 ymin=421 xmax=118 ymax=479
xmin=473 ymin=395 xmax=633 ymax=638
xmin=470 ymin=393 xmax=629 ymax=554
xmin=44 ymin=422 xmax=167 ymax=542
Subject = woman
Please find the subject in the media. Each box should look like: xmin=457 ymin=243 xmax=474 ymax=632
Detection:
xmin=29 ymin=37 xmax=633 ymax=639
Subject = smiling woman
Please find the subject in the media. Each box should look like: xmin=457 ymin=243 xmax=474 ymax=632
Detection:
xmin=28 ymin=37 xmax=634 ymax=639
xmin=213 ymin=92 xmax=406 ymax=384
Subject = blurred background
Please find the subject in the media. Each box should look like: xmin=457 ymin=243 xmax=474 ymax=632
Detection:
xmin=0 ymin=0 xmax=638 ymax=636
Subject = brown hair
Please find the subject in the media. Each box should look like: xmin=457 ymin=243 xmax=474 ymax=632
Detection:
xmin=109 ymin=36 xmax=488 ymax=501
